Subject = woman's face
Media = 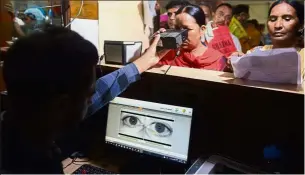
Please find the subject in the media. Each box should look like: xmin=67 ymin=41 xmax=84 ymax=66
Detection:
xmin=268 ymin=2 xmax=300 ymax=47
xmin=175 ymin=13 xmax=204 ymax=51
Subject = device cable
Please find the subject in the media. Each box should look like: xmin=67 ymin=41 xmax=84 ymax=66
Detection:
xmin=164 ymin=49 xmax=180 ymax=75
xmin=65 ymin=0 xmax=84 ymax=28
xmin=63 ymin=157 xmax=77 ymax=169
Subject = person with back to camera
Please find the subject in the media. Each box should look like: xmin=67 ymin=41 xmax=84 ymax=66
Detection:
xmin=229 ymin=0 xmax=304 ymax=77
xmin=164 ymin=0 xmax=191 ymax=29
xmin=158 ymin=4 xmax=228 ymax=71
xmin=0 ymin=25 xmax=169 ymax=173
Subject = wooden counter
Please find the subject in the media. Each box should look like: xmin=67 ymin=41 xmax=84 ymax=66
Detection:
xmin=100 ymin=63 xmax=304 ymax=95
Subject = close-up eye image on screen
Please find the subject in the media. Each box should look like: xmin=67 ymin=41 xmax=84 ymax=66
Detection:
xmin=119 ymin=109 xmax=174 ymax=146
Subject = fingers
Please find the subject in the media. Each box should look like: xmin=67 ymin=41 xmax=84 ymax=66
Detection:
xmin=150 ymin=33 xmax=161 ymax=48
xmin=159 ymin=28 xmax=166 ymax=33
xmin=229 ymin=52 xmax=244 ymax=57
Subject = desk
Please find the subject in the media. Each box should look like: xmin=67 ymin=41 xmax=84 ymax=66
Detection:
xmin=62 ymin=157 xmax=127 ymax=174
xmin=62 ymin=158 xmax=85 ymax=174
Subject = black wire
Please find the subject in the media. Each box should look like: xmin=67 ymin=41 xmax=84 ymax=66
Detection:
xmin=74 ymin=160 xmax=90 ymax=163
xmin=164 ymin=50 xmax=180 ymax=75
xmin=63 ymin=157 xmax=77 ymax=169
xmin=164 ymin=65 xmax=173 ymax=75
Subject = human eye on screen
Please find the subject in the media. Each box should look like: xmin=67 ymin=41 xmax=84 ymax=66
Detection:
xmin=146 ymin=122 xmax=173 ymax=137
xmin=121 ymin=115 xmax=144 ymax=128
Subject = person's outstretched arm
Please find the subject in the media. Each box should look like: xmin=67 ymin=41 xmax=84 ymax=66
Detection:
xmin=86 ymin=33 xmax=169 ymax=117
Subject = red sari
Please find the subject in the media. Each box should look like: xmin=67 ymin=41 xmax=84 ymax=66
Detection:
xmin=158 ymin=47 xmax=227 ymax=71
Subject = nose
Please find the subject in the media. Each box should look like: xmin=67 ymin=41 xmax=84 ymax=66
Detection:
xmin=274 ymin=19 xmax=283 ymax=30
xmin=218 ymin=15 xmax=225 ymax=23
xmin=170 ymin=14 xmax=175 ymax=20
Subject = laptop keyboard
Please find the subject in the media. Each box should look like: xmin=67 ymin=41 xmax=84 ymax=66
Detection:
xmin=72 ymin=164 xmax=116 ymax=174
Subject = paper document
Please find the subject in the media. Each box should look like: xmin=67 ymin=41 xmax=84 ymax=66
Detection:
xmin=231 ymin=48 xmax=302 ymax=84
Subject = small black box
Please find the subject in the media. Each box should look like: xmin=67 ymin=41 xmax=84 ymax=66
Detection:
xmin=157 ymin=29 xmax=188 ymax=49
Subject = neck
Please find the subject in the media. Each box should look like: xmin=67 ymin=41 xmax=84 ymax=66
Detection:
xmin=272 ymin=40 xmax=297 ymax=49
xmin=8 ymin=107 xmax=58 ymax=146
xmin=189 ymin=43 xmax=207 ymax=57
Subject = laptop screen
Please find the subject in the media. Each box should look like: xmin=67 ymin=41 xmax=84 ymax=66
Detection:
xmin=105 ymin=97 xmax=193 ymax=164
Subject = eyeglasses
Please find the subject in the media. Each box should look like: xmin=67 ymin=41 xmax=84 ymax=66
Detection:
xmin=216 ymin=12 xmax=232 ymax=21
xmin=167 ymin=12 xmax=177 ymax=17
xmin=239 ymin=12 xmax=250 ymax=20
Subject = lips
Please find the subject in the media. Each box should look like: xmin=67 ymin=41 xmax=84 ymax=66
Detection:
xmin=273 ymin=32 xmax=285 ymax=37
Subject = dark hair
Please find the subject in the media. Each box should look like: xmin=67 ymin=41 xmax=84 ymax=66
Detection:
xmin=233 ymin=4 xmax=249 ymax=15
xmin=3 ymin=25 xmax=98 ymax=102
xmin=215 ymin=3 xmax=233 ymax=12
xmin=268 ymin=0 xmax=304 ymax=25
xmin=247 ymin=19 xmax=260 ymax=29
xmin=165 ymin=0 xmax=191 ymax=10
xmin=198 ymin=1 xmax=213 ymax=11
xmin=176 ymin=4 xmax=206 ymax=26
xmin=25 ymin=13 xmax=36 ymax=20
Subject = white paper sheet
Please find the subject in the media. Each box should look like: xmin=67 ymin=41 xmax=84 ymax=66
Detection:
xmin=231 ymin=48 xmax=302 ymax=84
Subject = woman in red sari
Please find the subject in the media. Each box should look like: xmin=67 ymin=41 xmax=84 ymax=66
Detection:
xmin=158 ymin=4 xmax=227 ymax=71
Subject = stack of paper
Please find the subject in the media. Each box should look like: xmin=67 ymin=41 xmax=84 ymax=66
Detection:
xmin=231 ymin=48 xmax=302 ymax=84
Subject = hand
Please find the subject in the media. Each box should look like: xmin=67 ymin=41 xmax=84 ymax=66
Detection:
xmin=226 ymin=51 xmax=244 ymax=70
xmin=133 ymin=29 xmax=170 ymax=73
xmin=0 ymin=47 xmax=9 ymax=52
xmin=229 ymin=51 xmax=244 ymax=57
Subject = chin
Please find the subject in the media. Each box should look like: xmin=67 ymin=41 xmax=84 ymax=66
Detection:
xmin=168 ymin=24 xmax=175 ymax=29
xmin=272 ymin=37 xmax=288 ymax=41
xmin=181 ymin=45 xmax=189 ymax=50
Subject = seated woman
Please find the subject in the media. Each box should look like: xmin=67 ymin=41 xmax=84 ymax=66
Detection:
xmin=158 ymin=5 xmax=227 ymax=71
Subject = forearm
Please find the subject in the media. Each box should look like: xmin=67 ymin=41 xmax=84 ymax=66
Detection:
xmin=86 ymin=63 xmax=140 ymax=117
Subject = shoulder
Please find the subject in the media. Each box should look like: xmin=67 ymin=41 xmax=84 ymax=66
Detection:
xmin=231 ymin=33 xmax=238 ymax=40
xmin=246 ymin=45 xmax=272 ymax=54
xmin=205 ymin=47 xmax=225 ymax=58
xmin=261 ymin=45 xmax=273 ymax=50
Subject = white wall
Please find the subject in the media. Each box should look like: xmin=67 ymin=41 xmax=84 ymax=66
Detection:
xmin=71 ymin=1 xmax=149 ymax=56
xmin=70 ymin=18 xmax=99 ymax=52
xmin=98 ymin=1 xmax=149 ymax=55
